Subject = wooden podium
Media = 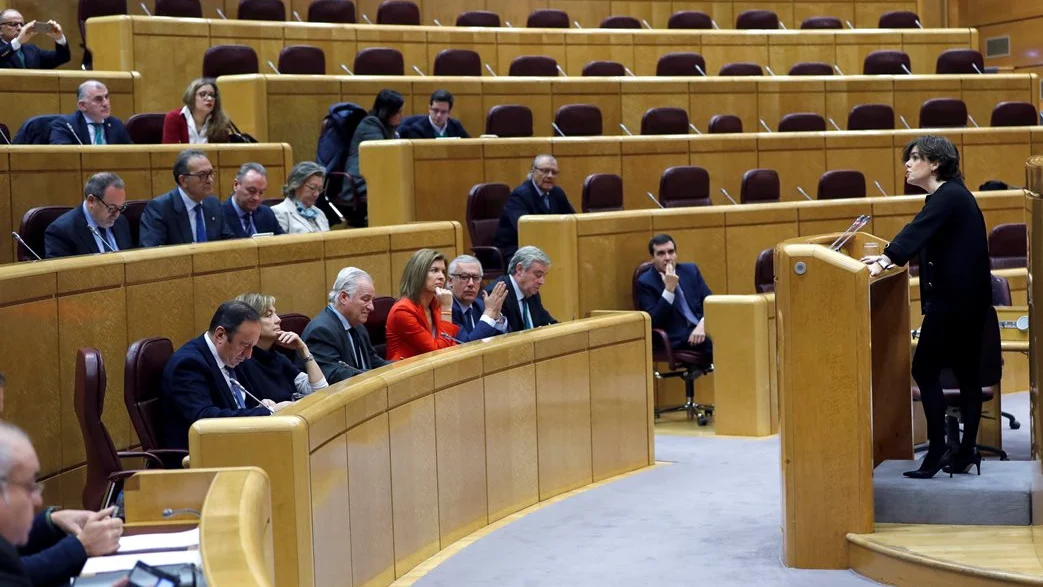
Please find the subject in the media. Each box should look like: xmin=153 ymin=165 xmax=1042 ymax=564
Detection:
xmin=775 ymin=232 xmax=911 ymax=569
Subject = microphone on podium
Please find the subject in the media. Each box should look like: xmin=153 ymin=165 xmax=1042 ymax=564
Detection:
xmin=11 ymin=232 xmax=41 ymax=261
xmin=440 ymin=332 xmax=464 ymax=345
xmin=162 ymin=508 xmax=201 ymax=519
xmin=719 ymin=188 xmax=738 ymax=205
xmin=645 ymin=192 xmax=665 ymax=208
xmin=795 ymin=186 xmax=813 ymax=201
xmin=829 ymin=215 xmax=872 ymax=251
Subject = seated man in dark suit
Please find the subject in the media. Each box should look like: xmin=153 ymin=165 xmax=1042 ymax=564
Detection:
xmin=160 ymin=301 xmax=293 ymax=451
xmin=484 ymin=246 xmax=557 ymax=332
xmin=44 ymin=172 xmax=136 ymax=258
xmin=140 ymin=148 xmax=235 ymax=247
xmin=0 ymin=10 xmax=69 ymax=69
xmin=397 ymin=89 xmax=471 ymax=140
xmin=493 ymin=154 xmax=575 ymax=262
xmin=635 ymin=233 xmax=713 ymax=356
xmin=48 ymin=81 xmax=132 ymax=145
xmin=222 ymin=162 xmax=284 ymax=238
xmin=447 ymin=254 xmax=509 ymax=342
xmin=302 ymin=267 xmax=390 ymax=384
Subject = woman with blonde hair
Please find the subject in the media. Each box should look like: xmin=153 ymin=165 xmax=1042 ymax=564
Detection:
xmin=272 ymin=161 xmax=331 ymax=234
xmin=385 ymin=249 xmax=460 ymax=360
xmin=162 ymin=77 xmax=231 ymax=144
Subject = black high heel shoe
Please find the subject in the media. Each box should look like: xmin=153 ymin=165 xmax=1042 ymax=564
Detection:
xmin=903 ymin=449 xmax=953 ymax=479
xmin=944 ymin=449 xmax=982 ymax=475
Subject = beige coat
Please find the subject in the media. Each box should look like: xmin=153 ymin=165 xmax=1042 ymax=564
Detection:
xmin=271 ymin=197 xmax=330 ymax=234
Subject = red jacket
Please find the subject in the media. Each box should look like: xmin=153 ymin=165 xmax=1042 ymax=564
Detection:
xmin=385 ymin=296 xmax=460 ymax=360
xmin=161 ymin=109 xmax=190 ymax=144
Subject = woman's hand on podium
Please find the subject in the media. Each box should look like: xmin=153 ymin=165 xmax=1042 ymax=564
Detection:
xmin=860 ymin=255 xmax=890 ymax=276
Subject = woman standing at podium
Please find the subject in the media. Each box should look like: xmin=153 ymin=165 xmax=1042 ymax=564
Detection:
xmin=861 ymin=135 xmax=992 ymax=479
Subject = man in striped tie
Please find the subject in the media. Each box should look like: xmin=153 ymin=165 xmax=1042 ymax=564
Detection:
xmin=221 ymin=162 xmax=284 ymax=238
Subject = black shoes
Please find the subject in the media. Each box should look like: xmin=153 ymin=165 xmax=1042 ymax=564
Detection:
xmin=903 ymin=448 xmax=953 ymax=479
xmin=944 ymin=448 xmax=983 ymax=476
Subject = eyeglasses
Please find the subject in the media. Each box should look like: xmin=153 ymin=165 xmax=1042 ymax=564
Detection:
xmin=196 ymin=91 xmax=216 ymax=99
xmin=182 ymin=170 xmax=215 ymax=181
xmin=89 ymin=195 xmax=128 ymax=214
xmin=301 ymin=183 xmax=325 ymax=195
xmin=534 ymin=167 xmax=559 ymax=176
xmin=0 ymin=21 xmax=24 ymax=28
xmin=0 ymin=477 xmax=43 ymax=497
xmin=451 ymin=273 xmax=482 ymax=283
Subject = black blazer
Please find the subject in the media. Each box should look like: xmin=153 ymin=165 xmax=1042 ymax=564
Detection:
xmin=221 ymin=200 xmax=285 ymax=238
xmin=0 ymin=39 xmax=70 ymax=69
xmin=139 ymin=188 xmax=234 ymax=247
xmin=19 ymin=511 xmax=88 ymax=587
xmin=635 ymin=262 xmax=713 ymax=350
xmin=0 ymin=536 xmax=29 ymax=587
xmin=484 ymin=274 xmax=557 ymax=333
xmin=159 ymin=335 xmax=271 ymax=450
xmin=43 ymin=204 xmax=135 ymax=258
xmin=302 ymin=306 xmax=389 ymax=385
xmin=883 ymin=179 xmax=992 ymax=314
xmin=48 ymin=111 xmax=132 ymax=145
xmin=396 ymin=114 xmax=470 ymax=139
xmin=494 ymin=180 xmax=575 ymax=262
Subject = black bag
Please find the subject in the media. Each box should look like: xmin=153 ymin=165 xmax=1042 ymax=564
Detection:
xmin=227 ymin=120 xmax=257 ymax=143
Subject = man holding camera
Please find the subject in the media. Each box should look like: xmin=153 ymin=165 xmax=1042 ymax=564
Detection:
xmin=0 ymin=9 xmax=69 ymax=70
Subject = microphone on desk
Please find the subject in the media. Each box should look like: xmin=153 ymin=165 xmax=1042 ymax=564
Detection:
xmin=88 ymin=225 xmax=118 ymax=253
xmin=796 ymin=186 xmax=813 ymax=201
xmin=139 ymin=2 xmax=152 ymax=16
xmin=11 ymin=232 xmax=41 ymax=261
xmin=645 ymin=192 xmax=665 ymax=208
xmin=440 ymin=332 xmax=463 ymax=345
xmin=65 ymin=123 xmax=85 ymax=145
xmin=228 ymin=378 xmax=274 ymax=414
xmin=292 ymin=10 xmax=303 ymax=22
xmin=0 ymin=126 xmax=10 ymax=145
xmin=873 ymin=180 xmax=888 ymax=197
xmin=719 ymin=188 xmax=738 ymax=205
xmin=162 ymin=508 xmax=201 ymax=519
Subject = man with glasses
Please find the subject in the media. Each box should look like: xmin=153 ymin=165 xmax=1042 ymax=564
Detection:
xmin=44 ymin=172 xmax=135 ymax=258
xmin=494 ymin=154 xmax=575 ymax=261
xmin=0 ymin=9 xmax=69 ymax=69
xmin=397 ymin=89 xmax=470 ymax=140
xmin=50 ymin=80 xmax=132 ymax=145
xmin=446 ymin=255 xmax=508 ymax=341
xmin=140 ymin=148 xmax=235 ymax=247
xmin=222 ymin=162 xmax=284 ymax=238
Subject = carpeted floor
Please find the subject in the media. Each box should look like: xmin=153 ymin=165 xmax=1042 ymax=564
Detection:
xmin=410 ymin=392 xmax=1032 ymax=587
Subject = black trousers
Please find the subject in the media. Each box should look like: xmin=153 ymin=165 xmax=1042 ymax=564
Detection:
xmin=911 ymin=307 xmax=988 ymax=453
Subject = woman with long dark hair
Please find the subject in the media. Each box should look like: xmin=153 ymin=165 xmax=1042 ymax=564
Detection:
xmin=162 ymin=77 xmax=231 ymax=144
xmin=343 ymin=88 xmax=404 ymax=200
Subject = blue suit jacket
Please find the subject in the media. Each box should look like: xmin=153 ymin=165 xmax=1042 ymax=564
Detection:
xmin=159 ymin=335 xmax=270 ymax=450
xmin=451 ymin=297 xmax=502 ymax=342
xmin=494 ymin=180 xmax=575 ymax=262
xmin=43 ymin=204 xmax=135 ymax=258
xmin=397 ymin=115 xmax=470 ymax=139
xmin=139 ymin=188 xmax=235 ymax=247
xmin=48 ymin=111 xmax=132 ymax=145
xmin=0 ymin=39 xmax=70 ymax=69
xmin=18 ymin=511 xmax=87 ymax=587
xmin=636 ymin=263 xmax=713 ymax=349
xmin=221 ymin=200 xmax=285 ymax=238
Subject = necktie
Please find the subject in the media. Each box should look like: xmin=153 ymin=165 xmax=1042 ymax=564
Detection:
xmin=463 ymin=308 xmax=474 ymax=331
xmin=14 ymin=49 xmax=25 ymax=68
xmin=97 ymin=227 xmax=117 ymax=252
xmin=225 ymin=368 xmax=246 ymax=409
xmin=522 ymin=299 xmax=534 ymax=329
xmin=347 ymin=328 xmax=367 ymax=370
xmin=674 ymin=285 xmax=701 ymax=328
xmin=541 ymin=195 xmax=551 ymax=212
xmin=89 ymin=123 xmax=105 ymax=145
xmin=193 ymin=204 xmax=207 ymax=243
xmin=242 ymin=212 xmax=255 ymax=236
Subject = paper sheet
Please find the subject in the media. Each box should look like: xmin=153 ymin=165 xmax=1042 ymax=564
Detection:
xmin=117 ymin=527 xmax=199 ymax=554
xmin=81 ymin=549 xmax=201 ymax=575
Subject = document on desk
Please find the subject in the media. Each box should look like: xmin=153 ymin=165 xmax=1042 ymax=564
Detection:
xmin=117 ymin=527 xmax=199 ymax=554
xmin=81 ymin=550 xmax=201 ymax=575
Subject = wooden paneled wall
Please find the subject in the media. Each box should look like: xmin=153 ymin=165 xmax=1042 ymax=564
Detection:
xmin=0 ymin=143 xmax=293 ymax=263
xmin=219 ymin=72 xmax=1034 ymax=162
xmin=953 ymin=1 xmax=1043 ymax=74
xmin=190 ymin=311 xmax=654 ymax=587
xmin=0 ymin=222 xmax=462 ymax=510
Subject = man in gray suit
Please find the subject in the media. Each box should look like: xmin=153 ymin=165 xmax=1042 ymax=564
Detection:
xmin=302 ymin=267 xmax=390 ymax=384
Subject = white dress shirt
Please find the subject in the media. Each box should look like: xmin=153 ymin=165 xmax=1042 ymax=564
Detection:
xmin=203 ymin=332 xmax=245 ymax=408
xmin=180 ymin=105 xmax=209 ymax=144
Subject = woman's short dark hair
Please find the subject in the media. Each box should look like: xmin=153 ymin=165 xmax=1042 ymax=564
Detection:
xmin=902 ymin=135 xmax=962 ymax=182
xmin=370 ymin=89 xmax=405 ymax=126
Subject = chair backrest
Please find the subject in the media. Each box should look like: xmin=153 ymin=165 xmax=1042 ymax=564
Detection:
xmin=376 ymin=0 xmax=420 ymax=24
xmin=788 ymin=62 xmax=833 ymax=75
xmin=308 ymin=0 xmax=356 ymax=23
xmin=353 ymin=47 xmax=404 ymax=75
xmin=817 ymin=170 xmax=866 ymax=199
xmin=582 ymin=61 xmax=626 ymax=76
xmin=554 ymin=104 xmax=603 ymax=136
xmin=18 ymin=206 xmax=71 ymax=261
xmin=988 ymin=223 xmax=1026 ymax=269
xmin=878 ymin=10 xmax=920 ymax=28
xmin=237 ymin=0 xmax=285 ymax=20
xmin=641 ymin=107 xmax=689 ymax=135
xmin=365 ymin=296 xmax=396 ymax=359
xmin=801 ymin=16 xmax=842 ymax=29
xmin=433 ymin=49 xmax=481 ymax=76
xmin=777 ymin=113 xmax=826 ymax=132
xmin=527 ymin=9 xmax=569 ymax=28
xmin=938 ymin=306 xmax=1001 ymax=389
xmin=467 ymin=183 xmax=511 ymax=246
xmin=755 ymin=248 xmax=774 ymax=293
xmin=124 ymin=337 xmax=174 ymax=452
xmin=863 ymin=50 xmax=911 ymax=75
xmin=847 ymin=104 xmax=894 ymax=131
xmin=936 ymin=49 xmax=983 ymax=74
xmin=719 ymin=62 xmax=763 ymax=76
xmin=202 ymin=45 xmax=259 ymax=78
xmin=125 ymin=113 xmax=165 ymax=145
xmin=456 ymin=10 xmax=500 ymax=27
xmin=123 ymin=200 xmax=147 ymax=246
xmin=991 ymin=274 xmax=1013 ymax=306
xmin=278 ymin=45 xmax=326 ymax=75
xmin=600 ymin=15 xmax=641 ymax=28
xmin=632 ymin=261 xmax=654 ymax=310
xmin=735 ymin=9 xmax=778 ymax=29
xmin=78 ymin=0 xmax=128 ymax=37
xmin=656 ymin=52 xmax=706 ymax=76
xmin=740 ymin=169 xmax=780 ymax=203
xmin=485 ymin=105 xmax=533 ymax=137
xmin=155 ymin=0 xmax=202 ymax=17
xmin=991 ymin=101 xmax=1039 ymax=127
xmin=75 ymin=348 xmax=123 ymax=511
xmin=919 ymin=98 xmax=967 ymax=128
xmin=509 ymin=55 xmax=558 ymax=76
xmin=582 ymin=173 xmax=624 ymax=212
xmin=659 ymin=166 xmax=711 ymax=207
xmin=667 ymin=10 xmax=713 ymax=29
xmin=272 ymin=313 xmax=311 ymax=362
xmin=0 ymin=123 xmax=8 ymax=144
xmin=708 ymin=114 xmax=742 ymax=134
xmin=13 ymin=115 xmax=61 ymax=145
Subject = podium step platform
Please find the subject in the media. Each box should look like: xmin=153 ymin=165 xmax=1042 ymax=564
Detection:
xmin=874 ymin=459 xmax=1033 ymax=525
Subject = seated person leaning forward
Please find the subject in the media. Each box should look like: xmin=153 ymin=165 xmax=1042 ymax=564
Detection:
xmin=385 ymin=249 xmax=460 ymax=360
xmin=159 ymin=301 xmax=292 ymax=451
xmin=233 ymin=293 xmax=328 ymax=402
xmin=484 ymin=246 xmax=557 ymax=332
xmin=447 ymin=254 xmax=509 ymax=342
xmin=302 ymin=267 xmax=390 ymax=384
xmin=272 ymin=161 xmax=330 ymax=234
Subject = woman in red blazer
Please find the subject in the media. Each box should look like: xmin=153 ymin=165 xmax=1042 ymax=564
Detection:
xmin=385 ymin=249 xmax=460 ymax=360
xmin=162 ymin=77 xmax=231 ymax=144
